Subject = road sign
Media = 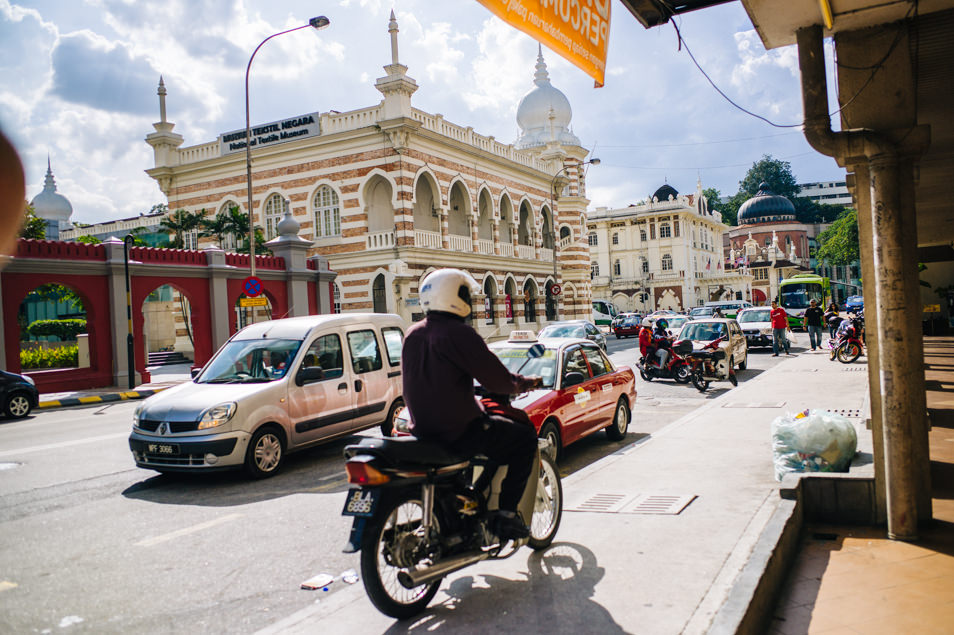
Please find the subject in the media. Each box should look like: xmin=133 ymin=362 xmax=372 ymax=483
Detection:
xmin=242 ymin=276 xmax=263 ymax=297
xmin=550 ymin=283 xmax=562 ymax=296
xmin=239 ymin=297 xmax=269 ymax=307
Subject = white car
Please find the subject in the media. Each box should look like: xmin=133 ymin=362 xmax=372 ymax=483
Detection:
xmin=676 ymin=318 xmax=748 ymax=371
xmin=736 ymin=307 xmax=774 ymax=348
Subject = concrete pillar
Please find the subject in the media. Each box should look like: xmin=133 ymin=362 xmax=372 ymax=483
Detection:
xmin=103 ymin=238 xmax=141 ymax=387
xmin=266 ymin=236 xmax=315 ymax=318
xmin=204 ymin=246 xmax=231 ymax=351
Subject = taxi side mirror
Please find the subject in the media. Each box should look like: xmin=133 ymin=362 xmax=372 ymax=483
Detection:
xmin=297 ymin=366 xmax=325 ymax=386
xmin=190 ymin=367 xmax=202 ymax=379
xmin=563 ymin=371 xmax=585 ymax=388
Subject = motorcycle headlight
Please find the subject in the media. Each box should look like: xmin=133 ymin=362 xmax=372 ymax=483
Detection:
xmin=197 ymin=403 xmax=237 ymax=430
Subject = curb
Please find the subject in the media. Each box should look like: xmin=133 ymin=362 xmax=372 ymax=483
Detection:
xmin=38 ymin=387 xmax=170 ymax=410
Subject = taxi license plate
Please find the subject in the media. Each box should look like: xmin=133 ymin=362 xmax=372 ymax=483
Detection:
xmin=342 ymin=488 xmax=380 ymax=517
xmin=147 ymin=443 xmax=179 ymax=456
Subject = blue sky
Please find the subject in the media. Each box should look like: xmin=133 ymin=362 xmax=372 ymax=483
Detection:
xmin=1 ymin=0 xmax=842 ymax=223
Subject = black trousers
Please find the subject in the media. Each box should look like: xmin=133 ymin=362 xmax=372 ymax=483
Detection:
xmin=448 ymin=414 xmax=537 ymax=512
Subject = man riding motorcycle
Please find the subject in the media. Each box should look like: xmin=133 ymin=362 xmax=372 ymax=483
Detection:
xmin=652 ymin=319 xmax=672 ymax=369
xmin=401 ymin=268 xmax=542 ymax=541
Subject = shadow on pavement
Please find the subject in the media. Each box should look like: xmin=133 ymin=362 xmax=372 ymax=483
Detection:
xmin=381 ymin=542 xmax=624 ymax=634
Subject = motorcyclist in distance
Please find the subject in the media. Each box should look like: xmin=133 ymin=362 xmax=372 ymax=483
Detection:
xmin=401 ymin=268 xmax=542 ymax=541
xmin=652 ymin=319 xmax=672 ymax=369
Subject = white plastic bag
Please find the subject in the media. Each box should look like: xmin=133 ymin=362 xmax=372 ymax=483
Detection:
xmin=785 ymin=328 xmax=797 ymax=346
xmin=771 ymin=409 xmax=857 ymax=481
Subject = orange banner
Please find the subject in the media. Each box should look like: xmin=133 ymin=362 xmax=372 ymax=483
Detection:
xmin=475 ymin=0 xmax=610 ymax=87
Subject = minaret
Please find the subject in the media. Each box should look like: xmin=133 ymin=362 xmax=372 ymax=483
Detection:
xmin=145 ymin=76 xmax=184 ymax=195
xmin=375 ymin=10 xmax=419 ymax=122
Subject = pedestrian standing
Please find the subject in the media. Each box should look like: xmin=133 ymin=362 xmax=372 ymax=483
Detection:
xmin=824 ymin=302 xmax=840 ymax=339
xmin=770 ymin=301 xmax=791 ymax=356
xmin=804 ymin=299 xmax=824 ymax=351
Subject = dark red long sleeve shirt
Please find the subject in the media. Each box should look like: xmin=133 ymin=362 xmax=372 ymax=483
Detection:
xmin=402 ymin=312 xmax=534 ymax=443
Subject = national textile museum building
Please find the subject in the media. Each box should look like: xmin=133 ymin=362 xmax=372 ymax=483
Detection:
xmin=144 ymin=15 xmax=595 ymax=338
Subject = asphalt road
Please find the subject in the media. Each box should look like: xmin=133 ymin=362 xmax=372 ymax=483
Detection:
xmin=0 ymin=337 xmax=788 ymax=634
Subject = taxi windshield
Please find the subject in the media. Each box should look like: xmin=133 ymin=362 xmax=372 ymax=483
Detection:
xmin=198 ymin=338 xmax=302 ymax=384
xmin=539 ymin=325 xmax=585 ymax=339
xmin=492 ymin=346 xmax=558 ymax=389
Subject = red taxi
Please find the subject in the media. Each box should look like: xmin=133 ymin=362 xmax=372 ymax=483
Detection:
xmin=488 ymin=331 xmax=636 ymax=461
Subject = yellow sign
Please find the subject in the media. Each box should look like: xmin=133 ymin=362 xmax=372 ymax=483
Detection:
xmin=239 ymin=297 xmax=269 ymax=307
xmin=475 ymin=0 xmax=611 ymax=87
xmin=924 ymin=304 xmax=941 ymax=313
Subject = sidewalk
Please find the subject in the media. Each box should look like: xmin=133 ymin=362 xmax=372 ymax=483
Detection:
xmin=37 ymin=363 xmax=192 ymax=409
xmin=258 ymin=347 xmax=876 ymax=634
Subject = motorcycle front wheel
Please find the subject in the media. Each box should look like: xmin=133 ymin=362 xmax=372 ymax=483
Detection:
xmin=639 ymin=367 xmax=654 ymax=382
xmin=529 ymin=453 xmax=563 ymax=550
xmin=674 ymin=364 xmax=691 ymax=384
xmin=360 ymin=493 xmax=441 ymax=619
xmin=692 ymin=370 xmax=709 ymax=393
xmin=837 ymin=342 xmax=862 ymax=363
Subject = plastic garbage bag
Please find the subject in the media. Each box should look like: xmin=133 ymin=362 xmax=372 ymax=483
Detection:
xmin=772 ymin=409 xmax=857 ymax=481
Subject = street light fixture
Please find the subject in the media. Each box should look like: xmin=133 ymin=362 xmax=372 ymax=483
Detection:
xmin=244 ymin=16 xmax=330 ymax=276
xmin=549 ymin=157 xmax=599 ymax=319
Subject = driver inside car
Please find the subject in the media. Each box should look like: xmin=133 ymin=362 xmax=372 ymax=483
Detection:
xmin=401 ymin=268 xmax=542 ymax=541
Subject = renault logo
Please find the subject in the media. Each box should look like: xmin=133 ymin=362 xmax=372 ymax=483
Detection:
xmin=158 ymin=422 xmax=169 ymax=436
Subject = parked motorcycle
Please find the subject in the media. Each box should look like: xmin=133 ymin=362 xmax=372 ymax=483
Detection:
xmin=638 ymin=342 xmax=691 ymax=383
xmin=828 ymin=311 xmax=865 ymax=363
xmin=680 ymin=338 xmax=738 ymax=392
xmin=340 ymin=389 xmax=562 ymax=618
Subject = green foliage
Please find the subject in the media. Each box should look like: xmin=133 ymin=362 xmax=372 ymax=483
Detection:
xmin=75 ymin=235 xmax=102 ymax=245
xmin=20 ymin=204 xmax=46 ymax=239
xmin=738 ymin=155 xmax=800 ymax=199
xmin=160 ymin=208 xmax=206 ymax=248
xmin=30 ymin=284 xmax=85 ymax=310
xmin=816 ymin=208 xmax=859 ymax=265
xmin=27 ymin=318 xmax=87 ymax=340
xmin=20 ymin=345 xmax=79 ymax=369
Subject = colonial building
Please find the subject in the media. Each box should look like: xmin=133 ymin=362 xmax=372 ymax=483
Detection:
xmin=588 ymin=181 xmax=752 ymax=312
xmin=144 ymin=13 xmax=594 ymax=337
xmin=724 ymin=183 xmax=812 ymax=304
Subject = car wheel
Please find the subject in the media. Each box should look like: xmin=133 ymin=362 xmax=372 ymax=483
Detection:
xmin=4 ymin=391 xmax=33 ymax=419
xmin=605 ymin=398 xmax=629 ymax=441
xmin=244 ymin=425 xmax=285 ymax=478
xmin=539 ymin=421 xmax=562 ymax=463
xmin=381 ymin=398 xmax=404 ymax=436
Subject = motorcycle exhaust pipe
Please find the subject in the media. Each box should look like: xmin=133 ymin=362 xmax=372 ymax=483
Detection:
xmin=398 ymin=550 xmax=490 ymax=588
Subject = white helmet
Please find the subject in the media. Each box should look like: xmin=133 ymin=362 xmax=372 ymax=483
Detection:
xmin=420 ymin=268 xmax=479 ymax=317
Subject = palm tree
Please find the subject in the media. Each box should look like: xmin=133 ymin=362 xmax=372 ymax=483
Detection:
xmin=199 ymin=212 xmax=232 ymax=249
xmin=159 ymin=209 xmax=205 ymax=248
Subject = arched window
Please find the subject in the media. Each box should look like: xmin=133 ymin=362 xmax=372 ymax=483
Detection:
xmin=612 ymin=232 xmax=619 ymax=245
xmin=660 ymin=223 xmax=671 ymax=238
xmin=372 ymin=274 xmax=387 ymax=313
xmin=588 ymin=232 xmax=598 ymax=246
xmin=312 ymin=186 xmax=340 ymax=238
xmin=560 ymin=226 xmax=571 ymax=241
xmin=661 ymin=254 xmax=673 ymax=271
xmin=333 ymin=283 xmax=341 ymax=314
xmin=263 ymin=193 xmax=285 ymax=240
xmin=613 ymin=259 xmax=621 ymax=276
xmin=217 ymin=201 xmax=239 ymax=250
xmin=591 ymin=262 xmax=599 ymax=278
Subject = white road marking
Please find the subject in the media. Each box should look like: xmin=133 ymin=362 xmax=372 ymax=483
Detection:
xmin=135 ymin=513 xmax=243 ymax=547
xmin=0 ymin=432 xmax=129 ymax=457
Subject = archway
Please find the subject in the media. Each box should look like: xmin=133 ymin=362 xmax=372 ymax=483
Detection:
xmin=412 ymin=172 xmax=440 ymax=233
xmin=372 ymin=274 xmax=388 ymax=313
xmin=541 ymin=207 xmax=554 ymax=250
xmin=752 ymin=288 xmax=767 ymax=304
xmin=518 ymin=201 xmax=533 ymax=246
xmin=17 ymin=283 xmax=88 ymax=372
xmin=483 ymin=276 xmax=497 ymax=325
xmin=141 ymin=283 xmax=195 ymax=368
xmin=500 ymin=196 xmax=515 ymax=245
xmin=523 ymin=278 xmax=538 ymax=323
xmin=545 ymin=279 xmax=557 ymax=321
xmin=448 ymin=181 xmax=471 ymax=238
xmin=365 ymin=175 xmax=394 ymax=233
xmin=504 ymin=278 xmax=517 ymax=323
xmin=477 ymin=190 xmax=494 ymax=243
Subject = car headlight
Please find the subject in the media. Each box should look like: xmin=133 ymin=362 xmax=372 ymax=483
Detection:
xmin=22 ymin=374 xmax=36 ymax=387
xmin=197 ymin=403 xmax=237 ymax=430
xmin=133 ymin=404 xmax=144 ymax=426
xmin=760 ymin=328 xmax=773 ymax=336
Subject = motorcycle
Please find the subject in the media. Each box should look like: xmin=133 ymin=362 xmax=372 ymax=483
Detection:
xmin=828 ymin=311 xmax=865 ymax=363
xmin=679 ymin=338 xmax=738 ymax=392
xmin=340 ymin=350 xmax=562 ymax=618
xmin=637 ymin=341 xmax=691 ymax=383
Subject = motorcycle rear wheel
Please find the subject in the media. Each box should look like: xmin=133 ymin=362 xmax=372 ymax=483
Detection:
xmin=674 ymin=364 xmax=691 ymax=384
xmin=360 ymin=493 xmax=441 ymax=619
xmin=692 ymin=370 xmax=709 ymax=393
xmin=529 ymin=454 xmax=563 ymax=550
xmin=837 ymin=342 xmax=862 ymax=363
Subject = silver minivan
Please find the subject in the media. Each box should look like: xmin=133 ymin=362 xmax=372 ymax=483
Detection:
xmin=129 ymin=313 xmax=406 ymax=477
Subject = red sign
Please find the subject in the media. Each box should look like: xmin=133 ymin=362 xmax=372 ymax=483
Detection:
xmin=550 ymin=283 xmax=562 ymax=296
xmin=505 ymin=294 xmax=513 ymax=319
xmin=242 ymin=276 xmax=263 ymax=297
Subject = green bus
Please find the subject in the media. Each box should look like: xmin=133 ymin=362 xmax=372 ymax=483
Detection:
xmin=778 ymin=273 xmax=831 ymax=329
xmin=592 ymin=299 xmax=619 ymax=326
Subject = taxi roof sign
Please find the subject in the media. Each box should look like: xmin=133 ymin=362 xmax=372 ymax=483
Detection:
xmin=508 ymin=330 xmax=538 ymax=343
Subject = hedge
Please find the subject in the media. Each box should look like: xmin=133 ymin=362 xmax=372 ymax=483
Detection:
xmin=21 ymin=345 xmax=79 ymax=369
xmin=26 ymin=319 xmax=87 ymax=341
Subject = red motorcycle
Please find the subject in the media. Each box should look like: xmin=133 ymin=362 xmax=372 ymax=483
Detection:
xmin=828 ymin=311 xmax=865 ymax=363
xmin=638 ymin=340 xmax=691 ymax=383
xmin=681 ymin=338 xmax=738 ymax=392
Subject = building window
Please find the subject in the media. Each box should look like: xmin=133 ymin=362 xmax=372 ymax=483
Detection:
xmin=333 ymin=283 xmax=341 ymax=314
xmin=614 ymin=259 xmax=621 ymax=276
xmin=641 ymin=258 xmax=649 ymax=274
xmin=640 ymin=229 xmax=647 ymax=242
xmin=612 ymin=232 xmax=619 ymax=245
xmin=263 ymin=193 xmax=285 ymax=240
xmin=591 ymin=262 xmax=599 ymax=277
xmin=312 ymin=185 xmax=340 ymax=238
xmin=674 ymin=220 xmax=680 ymax=237
xmin=588 ymin=232 xmax=598 ymax=246
xmin=661 ymin=254 xmax=673 ymax=271
xmin=183 ymin=229 xmax=198 ymax=250
xmin=650 ymin=224 xmax=656 ymax=240
xmin=660 ymin=223 xmax=671 ymax=238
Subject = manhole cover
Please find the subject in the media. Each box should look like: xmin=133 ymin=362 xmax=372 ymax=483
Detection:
xmin=722 ymin=402 xmax=786 ymax=408
xmin=623 ymin=494 xmax=697 ymax=515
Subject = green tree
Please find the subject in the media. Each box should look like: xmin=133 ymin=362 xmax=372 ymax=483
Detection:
xmin=159 ymin=208 xmax=205 ymax=248
xmin=20 ymin=204 xmax=46 ymax=239
xmin=126 ymin=226 xmax=150 ymax=247
xmin=738 ymin=155 xmax=800 ymax=199
xmin=816 ymin=208 xmax=859 ymax=265
xmin=75 ymin=235 xmax=102 ymax=245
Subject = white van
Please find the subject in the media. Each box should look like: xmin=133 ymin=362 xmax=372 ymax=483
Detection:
xmin=129 ymin=313 xmax=406 ymax=478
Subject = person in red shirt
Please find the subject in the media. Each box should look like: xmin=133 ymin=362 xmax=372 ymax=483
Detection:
xmin=770 ymin=301 xmax=791 ymax=356
xmin=638 ymin=324 xmax=653 ymax=359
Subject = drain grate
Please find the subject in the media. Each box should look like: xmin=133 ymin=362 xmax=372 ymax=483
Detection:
xmin=566 ymin=493 xmax=696 ymax=515
xmin=722 ymin=402 xmax=786 ymax=409
xmin=827 ymin=408 xmax=863 ymax=418
xmin=842 ymin=366 xmax=867 ymax=371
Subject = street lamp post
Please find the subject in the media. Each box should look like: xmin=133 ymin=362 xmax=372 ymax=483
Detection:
xmin=549 ymin=157 xmax=599 ymax=317
xmin=244 ymin=16 xmax=330 ymax=276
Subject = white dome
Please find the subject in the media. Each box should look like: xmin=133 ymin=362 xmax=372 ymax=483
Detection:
xmin=515 ymin=49 xmax=580 ymax=150
xmin=30 ymin=159 xmax=72 ymax=223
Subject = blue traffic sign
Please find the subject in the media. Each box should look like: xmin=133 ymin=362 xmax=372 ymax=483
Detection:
xmin=242 ymin=276 xmax=263 ymax=297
